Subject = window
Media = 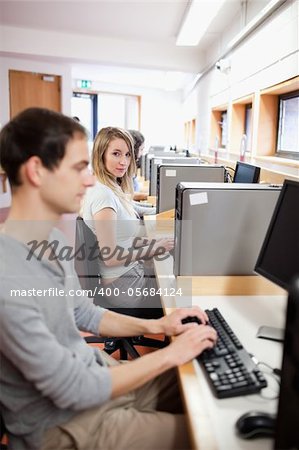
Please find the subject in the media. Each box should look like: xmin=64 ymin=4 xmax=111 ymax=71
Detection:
xmin=244 ymin=104 xmax=252 ymax=153
xmin=72 ymin=91 xmax=140 ymax=142
xmin=184 ymin=118 xmax=196 ymax=149
xmin=97 ymin=93 xmax=139 ymax=130
xmin=220 ymin=111 xmax=228 ymax=148
xmin=276 ymin=90 xmax=299 ymax=159
xmin=71 ymin=93 xmax=98 ymax=141
xmin=230 ymin=97 xmax=253 ymax=156
xmin=209 ymin=105 xmax=228 ymax=152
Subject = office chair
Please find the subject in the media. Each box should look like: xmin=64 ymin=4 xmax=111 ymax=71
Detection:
xmin=0 ymin=413 xmax=7 ymax=450
xmin=74 ymin=217 xmax=167 ymax=359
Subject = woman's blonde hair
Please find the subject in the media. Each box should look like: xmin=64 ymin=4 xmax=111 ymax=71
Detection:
xmin=92 ymin=127 xmax=137 ymax=215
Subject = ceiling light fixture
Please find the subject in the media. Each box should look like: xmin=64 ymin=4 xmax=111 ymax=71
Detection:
xmin=176 ymin=0 xmax=226 ymax=46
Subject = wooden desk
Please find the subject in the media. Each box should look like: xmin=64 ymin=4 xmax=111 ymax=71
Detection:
xmin=138 ymin=176 xmax=149 ymax=194
xmin=144 ymin=215 xmax=284 ymax=297
xmin=144 ymin=216 xmax=286 ymax=450
xmin=147 ymin=195 xmax=157 ymax=206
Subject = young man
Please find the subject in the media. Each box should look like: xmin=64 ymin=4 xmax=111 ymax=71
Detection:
xmin=0 ymin=108 xmax=217 ymax=450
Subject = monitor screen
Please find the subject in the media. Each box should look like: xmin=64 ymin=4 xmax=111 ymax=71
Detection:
xmin=255 ymin=179 xmax=299 ymax=290
xmin=233 ymin=161 xmax=260 ymax=183
xmin=274 ymin=276 xmax=299 ymax=449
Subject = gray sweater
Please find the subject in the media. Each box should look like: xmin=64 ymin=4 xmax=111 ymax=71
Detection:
xmin=0 ymin=229 xmax=112 ymax=449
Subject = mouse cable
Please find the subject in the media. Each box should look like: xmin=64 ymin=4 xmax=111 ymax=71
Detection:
xmin=257 ymin=361 xmax=281 ymax=382
xmin=249 ymin=355 xmax=281 ymax=399
xmin=225 ymin=166 xmax=236 ymax=173
xmin=250 ymin=354 xmax=281 ymax=380
xmin=258 ymin=361 xmax=281 ymax=400
xmin=224 ymin=166 xmax=235 ymax=183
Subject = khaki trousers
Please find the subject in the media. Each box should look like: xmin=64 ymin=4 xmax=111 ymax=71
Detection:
xmin=41 ymin=353 xmax=191 ymax=450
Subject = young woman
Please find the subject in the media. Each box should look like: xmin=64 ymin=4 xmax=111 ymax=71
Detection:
xmin=82 ymin=127 xmax=174 ymax=317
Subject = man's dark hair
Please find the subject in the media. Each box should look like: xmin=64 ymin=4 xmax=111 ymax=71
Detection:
xmin=0 ymin=107 xmax=87 ymax=186
xmin=128 ymin=129 xmax=145 ymax=161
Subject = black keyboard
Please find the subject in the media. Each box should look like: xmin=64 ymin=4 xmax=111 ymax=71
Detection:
xmin=197 ymin=308 xmax=267 ymax=399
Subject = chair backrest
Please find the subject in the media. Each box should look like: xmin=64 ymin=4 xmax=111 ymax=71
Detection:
xmin=0 ymin=412 xmax=7 ymax=447
xmin=74 ymin=217 xmax=162 ymax=319
xmin=74 ymin=217 xmax=101 ymax=295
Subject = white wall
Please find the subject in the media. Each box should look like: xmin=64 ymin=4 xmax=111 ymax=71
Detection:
xmin=0 ymin=56 xmax=73 ymax=208
xmin=141 ymin=89 xmax=184 ymax=149
xmin=0 ymin=55 xmax=73 ymax=126
xmin=184 ymin=0 xmax=299 ymax=154
xmin=0 ymin=54 xmax=184 ymax=148
xmin=81 ymin=79 xmax=185 ymax=149
xmin=0 ymin=181 xmax=11 ymax=209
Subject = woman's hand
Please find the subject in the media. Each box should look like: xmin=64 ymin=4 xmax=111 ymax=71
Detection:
xmin=152 ymin=237 xmax=174 ymax=256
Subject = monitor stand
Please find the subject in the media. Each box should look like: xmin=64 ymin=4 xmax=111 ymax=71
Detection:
xmin=256 ymin=326 xmax=284 ymax=342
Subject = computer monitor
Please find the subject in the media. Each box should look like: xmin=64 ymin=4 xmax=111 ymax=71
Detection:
xmin=233 ymin=161 xmax=260 ymax=183
xmin=274 ymin=276 xmax=299 ymax=449
xmin=255 ymin=179 xmax=299 ymax=290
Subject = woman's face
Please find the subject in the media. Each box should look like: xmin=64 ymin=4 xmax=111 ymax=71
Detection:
xmin=103 ymin=138 xmax=132 ymax=178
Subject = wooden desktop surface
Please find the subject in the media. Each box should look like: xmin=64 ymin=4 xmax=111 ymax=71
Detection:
xmin=137 ymin=174 xmax=155 ymax=206
xmin=144 ymin=215 xmax=284 ymax=297
xmin=144 ymin=215 xmax=286 ymax=450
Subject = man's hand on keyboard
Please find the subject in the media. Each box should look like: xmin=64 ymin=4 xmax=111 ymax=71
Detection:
xmin=165 ymin=324 xmax=217 ymax=367
xmin=159 ymin=306 xmax=209 ymax=336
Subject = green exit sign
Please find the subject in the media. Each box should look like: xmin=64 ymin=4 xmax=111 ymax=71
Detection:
xmin=80 ymin=80 xmax=91 ymax=89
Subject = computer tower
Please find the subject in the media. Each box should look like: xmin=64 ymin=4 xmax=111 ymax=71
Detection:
xmin=149 ymin=156 xmax=201 ymax=195
xmin=140 ymin=154 xmax=146 ymax=177
xmin=174 ymin=183 xmax=282 ymax=276
xmin=148 ymin=145 xmax=166 ymax=153
xmin=144 ymin=151 xmax=178 ymax=180
xmin=157 ymin=164 xmax=227 ymax=213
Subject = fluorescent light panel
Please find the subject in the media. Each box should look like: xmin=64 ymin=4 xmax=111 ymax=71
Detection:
xmin=176 ymin=0 xmax=226 ymax=46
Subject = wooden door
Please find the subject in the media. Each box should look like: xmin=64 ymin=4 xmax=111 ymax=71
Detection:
xmin=9 ymin=70 xmax=61 ymax=118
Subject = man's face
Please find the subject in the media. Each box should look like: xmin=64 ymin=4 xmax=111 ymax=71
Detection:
xmin=40 ymin=134 xmax=94 ymax=215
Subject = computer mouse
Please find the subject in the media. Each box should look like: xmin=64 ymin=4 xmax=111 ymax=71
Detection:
xmin=181 ymin=316 xmax=202 ymax=325
xmin=235 ymin=411 xmax=276 ymax=439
